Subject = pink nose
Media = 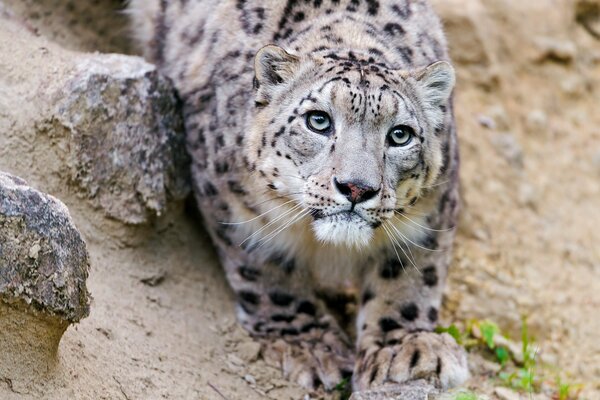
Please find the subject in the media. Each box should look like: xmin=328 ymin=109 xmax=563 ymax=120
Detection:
xmin=334 ymin=178 xmax=380 ymax=204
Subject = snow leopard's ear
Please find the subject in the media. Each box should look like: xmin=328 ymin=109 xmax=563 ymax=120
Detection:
xmin=412 ymin=61 xmax=455 ymax=127
xmin=254 ymin=45 xmax=300 ymax=105
xmin=414 ymin=61 xmax=455 ymax=108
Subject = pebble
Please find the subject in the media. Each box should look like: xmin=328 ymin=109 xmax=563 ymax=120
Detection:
xmin=478 ymin=114 xmax=496 ymax=130
xmin=236 ymin=341 xmax=262 ymax=363
xmin=243 ymin=374 xmax=256 ymax=385
xmin=28 ymin=243 xmax=41 ymax=259
xmin=494 ymin=386 xmax=521 ymax=400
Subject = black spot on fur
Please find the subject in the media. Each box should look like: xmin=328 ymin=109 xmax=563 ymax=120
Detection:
xmin=228 ymin=180 xmax=247 ymax=195
xmin=380 ymin=258 xmax=404 ymax=279
xmin=253 ymin=321 xmax=265 ymax=332
xmin=271 ymin=314 xmax=295 ymax=323
xmin=269 ymin=252 xmax=296 ymax=274
xmin=203 ymin=182 xmax=218 ymax=197
xmin=369 ymin=366 xmax=378 ymax=383
xmin=391 ymin=2 xmax=412 ymax=20
xmin=400 ymin=303 xmax=419 ymax=321
xmin=361 ymin=289 xmax=374 ymax=305
xmin=274 ymin=126 xmax=285 ymax=137
xmin=297 ymin=301 xmax=317 ymax=316
xmin=436 ymin=357 xmax=442 ymax=374
xmin=214 ymin=226 xmax=232 ymax=245
xmin=300 ymin=322 xmax=319 ymax=333
xmin=238 ymin=266 xmax=261 ymax=281
xmin=239 ymin=291 xmax=260 ymax=305
xmin=410 ymin=349 xmax=420 ymax=368
xmin=428 ymin=307 xmax=439 ymax=322
xmin=383 ymin=22 xmax=404 ymax=36
xmin=281 ymin=327 xmax=299 ymax=336
xmin=214 ymin=161 xmax=230 ymax=174
xmin=423 ymin=266 xmax=439 ymax=287
xmin=379 ymin=317 xmax=402 ymax=332
xmin=396 ymin=46 xmax=414 ymax=64
xmin=317 ymin=290 xmax=355 ymax=329
xmin=269 ymin=291 xmax=295 ymax=306
xmin=367 ymin=0 xmax=380 ymax=15
xmin=421 ymin=233 xmax=439 ymax=250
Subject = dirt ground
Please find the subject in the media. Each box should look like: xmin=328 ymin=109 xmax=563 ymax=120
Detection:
xmin=0 ymin=0 xmax=599 ymax=399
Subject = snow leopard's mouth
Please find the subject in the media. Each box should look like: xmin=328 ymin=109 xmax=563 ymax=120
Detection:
xmin=310 ymin=209 xmax=382 ymax=230
xmin=310 ymin=209 xmax=376 ymax=247
xmin=310 ymin=209 xmax=362 ymax=221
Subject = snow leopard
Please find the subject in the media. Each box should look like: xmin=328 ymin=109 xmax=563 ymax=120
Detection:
xmin=130 ymin=0 xmax=468 ymax=393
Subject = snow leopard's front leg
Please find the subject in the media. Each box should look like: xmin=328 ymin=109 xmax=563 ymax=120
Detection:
xmin=215 ymin=240 xmax=354 ymax=391
xmin=352 ymin=225 xmax=469 ymax=391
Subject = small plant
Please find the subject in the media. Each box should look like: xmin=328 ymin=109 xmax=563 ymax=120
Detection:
xmin=334 ymin=376 xmax=352 ymax=400
xmin=436 ymin=317 xmax=582 ymax=400
xmin=555 ymin=377 xmax=584 ymax=400
xmin=452 ymin=390 xmax=480 ymax=400
xmin=435 ymin=323 xmax=463 ymax=344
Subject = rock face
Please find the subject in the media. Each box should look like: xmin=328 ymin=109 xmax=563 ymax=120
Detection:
xmin=349 ymin=380 xmax=440 ymax=400
xmin=56 ymin=55 xmax=190 ymax=224
xmin=0 ymin=172 xmax=91 ymax=381
xmin=0 ymin=172 xmax=90 ymax=322
xmin=0 ymin=16 xmax=190 ymax=226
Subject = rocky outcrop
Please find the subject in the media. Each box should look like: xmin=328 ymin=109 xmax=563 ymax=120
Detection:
xmin=0 ymin=16 xmax=190 ymax=225
xmin=0 ymin=171 xmax=90 ymax=377
xmin=55 ymin=55 xmax=190 ymax=224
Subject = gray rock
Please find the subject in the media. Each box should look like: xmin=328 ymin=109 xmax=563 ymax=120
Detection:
xmin=350 ymin=380 xmax=440 ymax=400
xmin=0 ymin=15 xmax=190 ymax=226
xmin=0 ymin=172 xmax=90 ymax=322
xmin=56 ymin=55 xmax=190 ymax=224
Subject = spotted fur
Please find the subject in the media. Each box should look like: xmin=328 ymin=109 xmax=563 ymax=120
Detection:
xmin=130 ymin=0 xmax=468 ymax=392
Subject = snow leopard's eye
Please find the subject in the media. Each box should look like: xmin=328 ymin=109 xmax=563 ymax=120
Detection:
xmin=305 ymin=111 xmax=332 ymax=134
xmin=387 ymin=125 xmax=415 ymax=147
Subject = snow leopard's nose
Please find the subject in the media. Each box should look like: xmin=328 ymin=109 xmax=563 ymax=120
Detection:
xmin=334 ymin=178 xmax=380 ymax=204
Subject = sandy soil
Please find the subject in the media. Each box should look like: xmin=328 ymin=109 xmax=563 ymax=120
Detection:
xmin=0 ymin=0 xmax=599 ymax=399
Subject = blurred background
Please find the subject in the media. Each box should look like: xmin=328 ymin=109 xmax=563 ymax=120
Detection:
xmin=0 ymin=0 xmax=599 ymax=399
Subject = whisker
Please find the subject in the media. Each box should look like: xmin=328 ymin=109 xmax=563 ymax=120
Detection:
xmin=389 ymin=219 xmax=441 ymax=253
xmin=393 ymin=211 xmax=453 ymax=232
xmin=421 ymin=179 xmax=450 ymax=190
xmin=248 ymin=191 xmax=305 ymax=208
xmin=239 ymin=203 xmax=303 ymax=246
xmin=256 ymin=209 xmax=310 ymax=248
xmin=219 ymin=199 xmax=298 ymax=225
xmin=384 ymin=222 xmax=421 ymax=273
xmin=277 ymin=174 xmax=306 ymax=181
xmin=381 ymin=224 xmax=407 ymax=275
xmin=393 ymin=208 xmax=429 ymax=218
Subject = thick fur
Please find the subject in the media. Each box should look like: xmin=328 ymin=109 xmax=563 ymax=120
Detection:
xmin=129 ymin=0 xmax=467 ymax=392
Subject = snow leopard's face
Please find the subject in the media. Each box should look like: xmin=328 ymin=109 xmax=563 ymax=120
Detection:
xmin=249 ymin=46 xmax=455 ymax=248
